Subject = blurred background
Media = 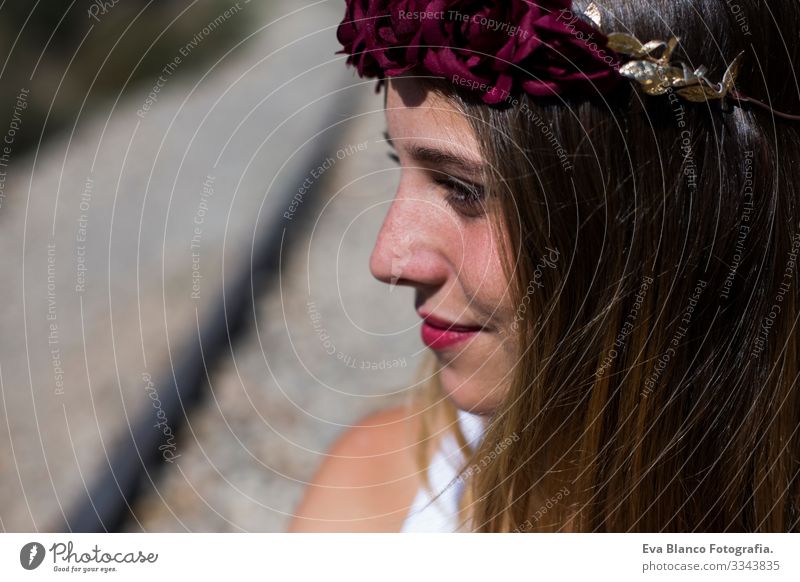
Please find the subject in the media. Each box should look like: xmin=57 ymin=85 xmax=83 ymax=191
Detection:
xmin=0 ymin=0 xmax=424 ymax=532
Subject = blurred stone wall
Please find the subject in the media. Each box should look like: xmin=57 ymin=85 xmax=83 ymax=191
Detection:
xmin=0 ymin=0 xmax=421 ymax=532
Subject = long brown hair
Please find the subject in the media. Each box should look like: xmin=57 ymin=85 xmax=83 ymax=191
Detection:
xmin=411 ymin=0 xmax=800 ymax=532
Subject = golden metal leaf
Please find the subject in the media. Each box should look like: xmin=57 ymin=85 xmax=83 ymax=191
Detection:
xmin=660 ymin=37 xmax=679 ymax=64
xmin=605 ymin=24 xmax=745 ymax=107
xmin=674 ymin=62 xmax=697 ymax=84
xmin=661 ymin=66 xmax=689 ymax=85
xmin=642 ymin=83 xmax=671 ymax=96
xmin=676 ymin=84 xmax=724 ymax=102
xmin=722 ymin=51 xmax=744 ymax=94
xmin=640 ymin=40 xmax=667 ymax=57
xmin=619 ymin=60 xmax=659 ymax=82
xmin=619 ymin=61 xmax=673 ymax=94
xmin=584 ymin=3 xmax=602 ymax=29
xmin=607 ymin=33 xmax=644 ymax=56
xmin=671 ymin=77 xmax=699 ymax=88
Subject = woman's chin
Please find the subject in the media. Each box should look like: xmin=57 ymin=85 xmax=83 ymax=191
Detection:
xmin=437 ymin=363 xmax=503 ymax=415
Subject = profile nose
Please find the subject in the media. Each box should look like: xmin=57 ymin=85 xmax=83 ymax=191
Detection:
xmin=369 ymin=186 xmax=448 ymax=290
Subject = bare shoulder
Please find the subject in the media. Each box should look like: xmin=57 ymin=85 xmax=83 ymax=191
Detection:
xmin=287 ymin=403 xmax=424 ymax=532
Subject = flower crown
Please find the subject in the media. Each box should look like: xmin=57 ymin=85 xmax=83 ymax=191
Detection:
xmin=336 ymin=0 xmax=800 ymax=120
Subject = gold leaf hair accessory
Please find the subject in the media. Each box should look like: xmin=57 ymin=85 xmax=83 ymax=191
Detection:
xmin=584 ymin=3 xmax=800 ymax=120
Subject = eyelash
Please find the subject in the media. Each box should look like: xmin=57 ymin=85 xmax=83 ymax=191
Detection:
xmin=436 ymin=177 xmax=486 ymax=218
xmin=387 ymin=151 xmax=487 ymax=218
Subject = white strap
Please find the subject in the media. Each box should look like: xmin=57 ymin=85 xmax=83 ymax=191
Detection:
xmin=400 ymin=409 xmax=487 ymax=532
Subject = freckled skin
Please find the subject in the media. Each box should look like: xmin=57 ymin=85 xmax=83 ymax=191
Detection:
xmin=370 ymin=76 xmax=518 ymax=414
xmin=288 ymin=77 xmax=522 ymax=531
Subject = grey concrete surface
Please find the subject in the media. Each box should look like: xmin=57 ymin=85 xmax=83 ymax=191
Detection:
xmin=0 ymin=0 xmax=424 ymax=532
xmin=128 ymin=80 xmax=427 ymax=532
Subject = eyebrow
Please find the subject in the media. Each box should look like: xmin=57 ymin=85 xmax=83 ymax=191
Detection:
xmin=383 ymin=130 xmax=484 ymax=180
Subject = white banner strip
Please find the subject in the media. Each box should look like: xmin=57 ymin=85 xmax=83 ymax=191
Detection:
xmin=1 ymin=533 xmax=798 ymax=581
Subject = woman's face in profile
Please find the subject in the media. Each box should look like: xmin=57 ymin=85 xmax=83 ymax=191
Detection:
xmin=370 ymin=76 xmax=517 ymax=414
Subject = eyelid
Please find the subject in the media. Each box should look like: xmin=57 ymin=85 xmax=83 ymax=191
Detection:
xmin=437 ymin=176 xmax=487 ymax=219
xmin=441 ymin=174 xmax=483 ymax=192
xmin=383 ymin=130 xmax=483 ymax=181
xmin=389 ymin=149 xmax=482 ymax=191
xmin=386 ymin=148 xmax=486 ymax=216
xmin=433 ymin=169 xmax=486 ymax=198
xmin=388 ymin=151 xmax=484 ymax=192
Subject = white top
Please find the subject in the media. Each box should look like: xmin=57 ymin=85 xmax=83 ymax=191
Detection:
xmin=400 ymin=409 xmax=487 ymax=532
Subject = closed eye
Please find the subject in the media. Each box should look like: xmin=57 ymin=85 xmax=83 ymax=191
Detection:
xmin=386 ymin=144 xmax=486 ymax=218
xmin=436 ymin=175 xmax=486 ymax=219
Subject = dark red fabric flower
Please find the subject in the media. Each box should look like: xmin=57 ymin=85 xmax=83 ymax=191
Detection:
xmin=336 ymin=0 xmax=622 ymax=105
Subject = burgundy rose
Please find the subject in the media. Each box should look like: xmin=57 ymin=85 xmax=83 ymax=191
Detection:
xmin=336 ymin=0 xmax=430 ymax=78
xmin=336 ymin=0 xmax=622 ymax=105
xmin=516 ymin=7 xmax=623 ymax=99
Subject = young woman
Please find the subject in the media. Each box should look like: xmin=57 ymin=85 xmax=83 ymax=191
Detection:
xmin=289 ymin=0 xmax=800 ymax=532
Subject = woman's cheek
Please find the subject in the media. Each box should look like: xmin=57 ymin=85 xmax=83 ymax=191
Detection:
xmin=462 ymin=229 xmax=512 ymax=313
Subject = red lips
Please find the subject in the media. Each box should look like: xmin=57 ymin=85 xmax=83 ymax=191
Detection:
xmin=419 ymin=312 xmax=483 ymax=350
